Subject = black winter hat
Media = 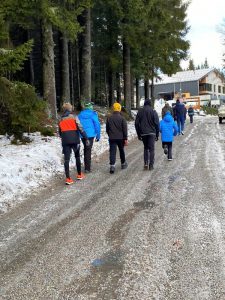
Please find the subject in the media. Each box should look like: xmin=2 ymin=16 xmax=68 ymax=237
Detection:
xmin=144 ymin=99 xmax=151 ymax=106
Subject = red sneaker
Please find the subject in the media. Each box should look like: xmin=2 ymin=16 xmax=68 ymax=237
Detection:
xmin=65 ymin=178 xmax=74 ymax=185
xmin=77 ymin=173 xmax=85 ymax=180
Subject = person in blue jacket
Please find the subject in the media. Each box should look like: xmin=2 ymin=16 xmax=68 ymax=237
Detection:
xmin=160 ymin=111 xmax=178 ymax=161
xmin=78 ymin=102 xmax=101 ymax=172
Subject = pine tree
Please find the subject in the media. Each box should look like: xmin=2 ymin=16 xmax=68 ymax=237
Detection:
xmin=188 ymin=59 xmax=195 ymax=70
xmin=0 ymin=0 xmax=90 ymax=119
xmin=203 ymin=57 xmax=209 ymax=68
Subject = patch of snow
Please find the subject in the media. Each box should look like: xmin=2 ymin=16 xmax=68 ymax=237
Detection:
xmin=0 ymin=123 xmax=137 ymax=214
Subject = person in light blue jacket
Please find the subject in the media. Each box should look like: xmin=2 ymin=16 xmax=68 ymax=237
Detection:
xmin=78 ymin=102 xmax=101 ymax=172
xmin=160 ymin=111 xmax=178 ymax=161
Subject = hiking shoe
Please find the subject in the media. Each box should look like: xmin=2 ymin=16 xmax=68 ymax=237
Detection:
xmin=144 ymin=164 xmax=149 ymax=170
xmin=121 ymin=161 xmax=128 ymax=169
xmin=168 ymin=158 xmax=173 ymax=161
xmin=65 ymin=178 xmax=74 ymax=185
xmin=77 ymin=173 xmax=85 ymax=180
xmin=181 ymin=131 xmax=184 ymax=135
xmin=163 ymin=145 xmax=168 ymax=155
xmin=84 ymin=169 xmax=91 ymax=173
xmin=149 ymin=164 xmax=154 ymax=171
xmin=110 ymin=165 xmax=115 ymax=174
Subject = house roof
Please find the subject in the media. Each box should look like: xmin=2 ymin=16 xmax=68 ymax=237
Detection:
xmin=154 ymin=68 xmax=215 ymax=85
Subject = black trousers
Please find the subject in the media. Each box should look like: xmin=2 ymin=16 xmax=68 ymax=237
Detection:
xmin=162 ymin=142 xmax=173 ymax=159
xmin=63 ymin=144 xmax=81 ymax=178
xmin=189 ymin=115 xmax=193 ymax=123
xmin=109 ymin=139 xmax=126 ymax=165
xmin=82 ymin=137 xmax=94 ymax=171
xmin=142 ymin=135 xmax=155 ymax=166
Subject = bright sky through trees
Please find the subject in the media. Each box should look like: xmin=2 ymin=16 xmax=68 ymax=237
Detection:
xmin=181 ymin=0 xmax=225 ymax=69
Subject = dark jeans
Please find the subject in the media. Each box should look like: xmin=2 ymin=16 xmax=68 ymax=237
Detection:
xmin=162 ymin=142 xmax=173 ymax=159
xmin=82 ymin=137 xmax=94 ymax=171
xmin=109 ymin=139 xmax=126 ymax=165
xmin=63 ymin=144 xmax=81 ymax=178
xmin=189 ymin=115 xmax=193 ymax=123
xmin=177 ymin=115 xmax=185 ymax=133
xmin=142 ymin=135 xmax=155 ymax=166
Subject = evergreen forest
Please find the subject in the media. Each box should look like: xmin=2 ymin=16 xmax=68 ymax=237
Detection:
xmin=0 ymin=0 xmax=191 ymax=137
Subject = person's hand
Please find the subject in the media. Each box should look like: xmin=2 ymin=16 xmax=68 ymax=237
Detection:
xmin=85 ymin=139 xmax=90 ymax=147
xmin=155 ymin=136 xmax=159 ymax=141
xmin=138 ymin=136 xmax=142 ymax=141
xmin=124 ymin=139 xmax=128 ymax=146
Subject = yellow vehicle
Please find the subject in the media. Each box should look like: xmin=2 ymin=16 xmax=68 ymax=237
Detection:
xmin=183 ymin=96 xmax=200 ymax=110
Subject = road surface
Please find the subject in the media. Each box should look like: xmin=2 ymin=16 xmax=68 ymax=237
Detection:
xmin=1 ymin=116 xmax=225 ymax=300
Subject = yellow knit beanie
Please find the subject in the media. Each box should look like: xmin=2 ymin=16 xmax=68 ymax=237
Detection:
xmin=113 ymin=102 xmax=121 ymax=112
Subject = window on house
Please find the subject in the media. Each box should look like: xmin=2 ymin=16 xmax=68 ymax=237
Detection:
xmin=218 ymin=86 xmax=221 ymax=93
xmin=223 ymin=87 xmax=225 ymax=94
xmin=214 ymin=85 xmax=216 ymax=92
xmin=199 ymin=83 xmax=212 ymax=92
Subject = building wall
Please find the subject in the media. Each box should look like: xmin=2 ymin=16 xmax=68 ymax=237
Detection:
xmin=153 ymin=81 xmax=199 ymax=99
xmin=205 ymin=71 xmax=225 ymax=100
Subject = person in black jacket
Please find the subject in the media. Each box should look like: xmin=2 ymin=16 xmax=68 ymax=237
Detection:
xmin=135 ymin=99 xmax=159 ymax=170
xmin=106 ymin=102 xmax=128 ymax=174
xmin=188 ymin=105 xmax=194 ymax=123
xmin=59 ymin=103 xmax=89 ymax=185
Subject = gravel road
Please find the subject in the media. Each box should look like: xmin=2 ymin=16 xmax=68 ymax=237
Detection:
xmin=1 ymin=116 xmax=225 ymax=300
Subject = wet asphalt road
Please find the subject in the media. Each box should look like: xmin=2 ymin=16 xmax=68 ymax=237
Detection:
xmin=1 ymin=116 xmax=225 ymax=299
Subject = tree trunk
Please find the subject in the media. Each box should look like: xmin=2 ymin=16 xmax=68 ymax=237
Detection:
xmin=136 ymin=78 xmax=140 ymax=109
xmin=80 ymin=8 xmax=91 ymax=101
xmin=123 ymin=40 xmax=131 ymax=112
xmin=61 ymin=34 xmax=70 ymax=103
xmin=69 ymin=42 xmax=75 ymax=106
xmin=116 ymin=72 xmax=121 ymax=103
xmin=150 ymin=83 xmax=154 ymax=99
xmin=104 ymin=64 xmax=108 ymax=106
xmin=27 ymin=30 xmax=34 ymax=86
xmin=108 ymin=68 xmax=113 ymax=107
xmin=130 ymin=73 xmax=134 ymax=109
xmin=150 ymin=74 xmax=155 ymax=106
xmin=42 ymin=18 xmax=57 ymax=119
xmin=144 ymin=79 xmax=149 ymax=99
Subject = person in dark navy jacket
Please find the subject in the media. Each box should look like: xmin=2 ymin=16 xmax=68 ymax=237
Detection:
xmin=135 ymin=99 xmax=159 ymax=170
xmin=160 ymin=111 xmax=178 ymax=160
xmin=59 ymin=102 xmax=89 ymax=185
xmin=78 ymin=102 xmax=101 ymax=173
xmin=175 ymin=99 xmax=186 ymax=135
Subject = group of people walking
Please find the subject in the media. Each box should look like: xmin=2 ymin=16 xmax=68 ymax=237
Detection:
xmin=59 ymin=98 xmax=193 ymax=184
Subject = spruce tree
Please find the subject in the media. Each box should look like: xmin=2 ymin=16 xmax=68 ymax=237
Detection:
xmin=188 ymin=59 xmax=195 ymax=70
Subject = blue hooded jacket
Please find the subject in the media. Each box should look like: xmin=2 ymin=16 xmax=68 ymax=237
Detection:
xmin=78 ymin=109 xmax=101 ymax=140
xmin=160 ymin=112 xmax=178 ymax=142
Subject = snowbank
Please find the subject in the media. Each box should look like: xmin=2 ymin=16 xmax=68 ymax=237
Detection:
xmin=0 ymin=123 xmax=137 ymax=214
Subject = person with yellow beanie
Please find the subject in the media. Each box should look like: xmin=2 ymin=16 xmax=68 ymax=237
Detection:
xmin=113 ymin=102 xmax=122 ymax=112
xmin=106 ymin=102 xmax=128 ymax=174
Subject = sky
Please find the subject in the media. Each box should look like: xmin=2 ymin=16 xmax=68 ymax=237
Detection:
xmin=181 ymin=0 xmax=225 ymax=70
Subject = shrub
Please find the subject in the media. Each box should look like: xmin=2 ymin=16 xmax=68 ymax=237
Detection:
xmin=0 ymin=77 xmax=49 ymax=138
xmin=202 ymin=106 xmax=218 ymax=115
xmin=39 ymin=126 xmax=55 ymax=137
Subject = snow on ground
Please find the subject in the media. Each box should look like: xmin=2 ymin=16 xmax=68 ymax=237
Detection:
xmin=0 ymin=123 xmax=137 ymax=214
